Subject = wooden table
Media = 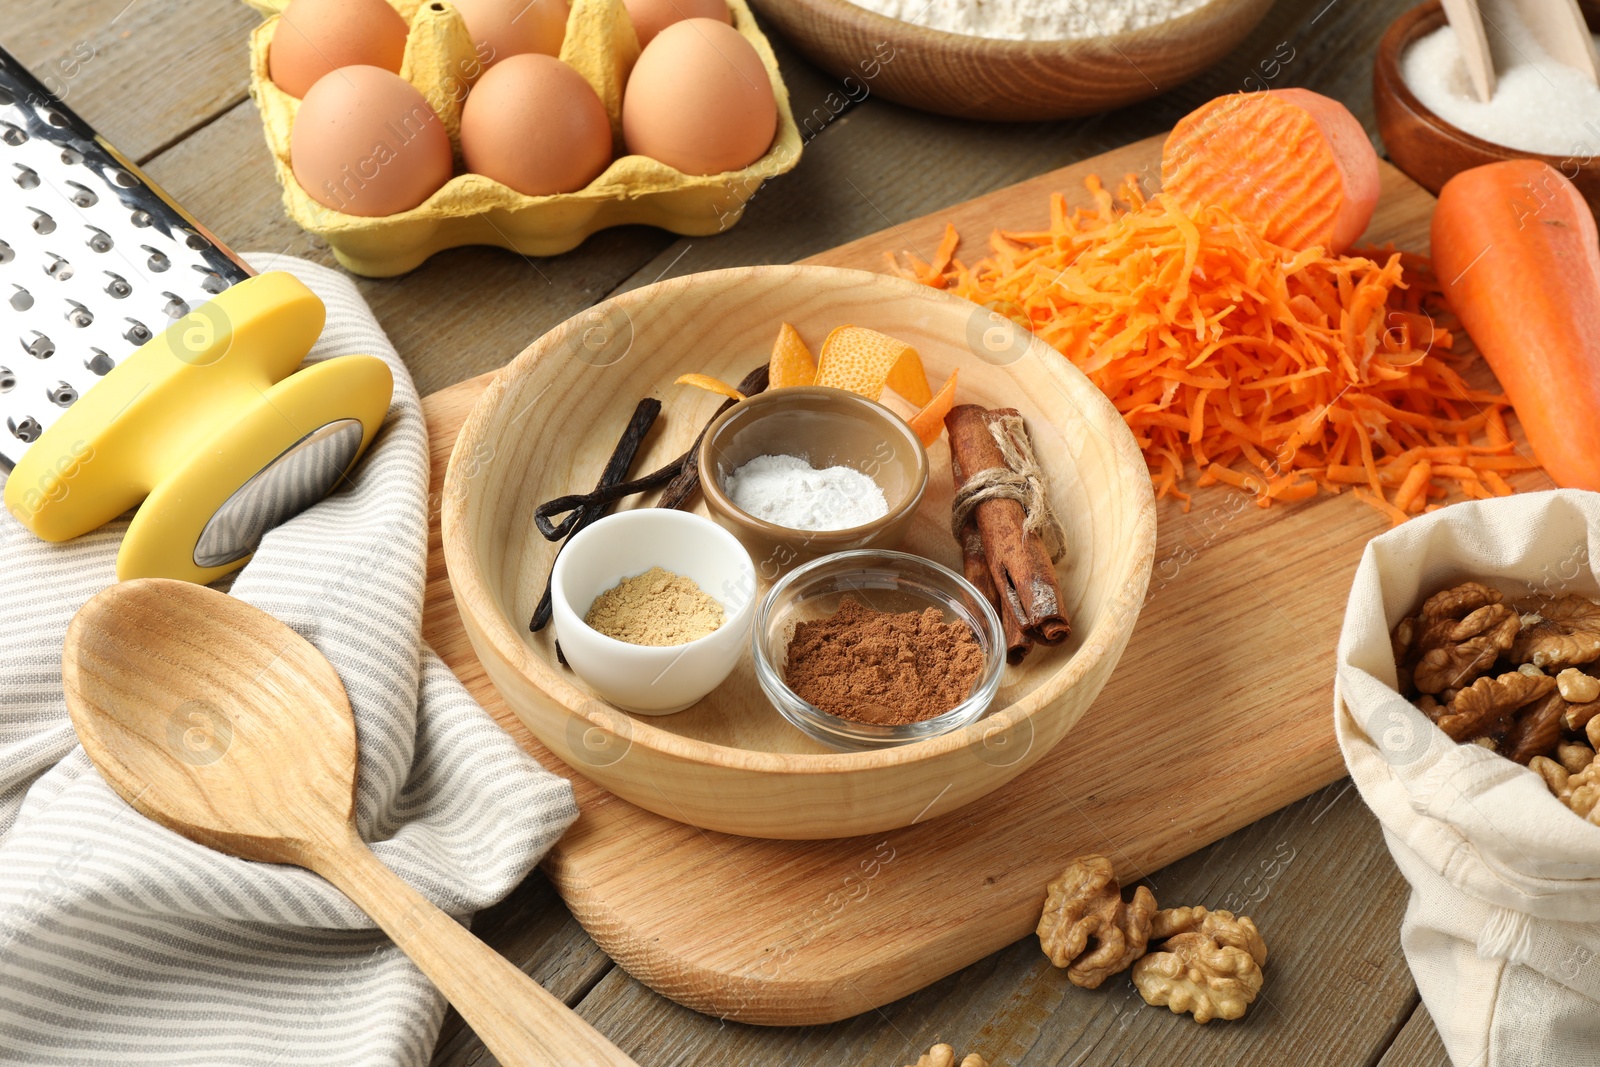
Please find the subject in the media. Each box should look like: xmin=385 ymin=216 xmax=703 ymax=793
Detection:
xmin=0 ymin=1 xmax=1457 ymax=1063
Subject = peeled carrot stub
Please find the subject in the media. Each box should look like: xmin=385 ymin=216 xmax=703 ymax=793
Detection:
xmin=769 ymin=322 xmax=817 ymax=389
xmin=1161 ymin=88 xmax=1380 ymax=254
xmin=674 ymin=373 xmax=745 ymax=401
xmin=907 ymin=369 xmax=959 ymax=446
xmin=816 ymin=326 xmax=932 ymax=405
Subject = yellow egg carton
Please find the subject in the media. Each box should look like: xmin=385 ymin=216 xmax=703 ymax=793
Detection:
xmin=243 ymin=0 xmax=802 ymax=277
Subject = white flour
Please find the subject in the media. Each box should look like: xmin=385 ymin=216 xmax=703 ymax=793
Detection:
xmin=724 ymin=454 xmax=889 ymax=531
xmin=846 ymin=0 xmax=1209 ymax=40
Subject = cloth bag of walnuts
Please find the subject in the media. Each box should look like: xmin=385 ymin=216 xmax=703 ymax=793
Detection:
xmin=1336 ymin=488 xmax=1600 ymax=1066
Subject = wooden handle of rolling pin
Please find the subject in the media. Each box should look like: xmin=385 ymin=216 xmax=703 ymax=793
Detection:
xmin=309 ymin=824 xmax=640 ymax=1067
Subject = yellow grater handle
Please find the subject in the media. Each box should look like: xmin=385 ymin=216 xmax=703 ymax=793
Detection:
xmin=4 ymin=272 xmax=395 ymax=584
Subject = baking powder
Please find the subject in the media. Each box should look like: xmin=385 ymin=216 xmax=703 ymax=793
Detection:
xmin=845 ymin=0 xmax=1208 ymax=41
xmin=724 ymin=454 xmax=889 ymax=530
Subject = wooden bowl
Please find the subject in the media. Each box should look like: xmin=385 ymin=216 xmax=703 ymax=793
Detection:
xmin=745 ymin=0 xmax=1275 ymax=122
xmin=441 ymin=265 xmax=1156 ymax=840
xmin=1374 ymin=1 xmax=1600 ymax=216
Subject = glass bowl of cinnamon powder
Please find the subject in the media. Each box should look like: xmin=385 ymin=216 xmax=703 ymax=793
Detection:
xmin=753 ymin=549 xmax=1006 ymax=750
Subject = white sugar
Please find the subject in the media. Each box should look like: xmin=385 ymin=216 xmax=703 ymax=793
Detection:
xmin=1401 ymin=0 xmax=1600 ymax=156
xmin=724 ymin=454 xmax=889 ymax=531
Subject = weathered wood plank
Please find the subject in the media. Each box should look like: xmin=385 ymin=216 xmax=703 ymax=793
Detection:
xmin=0 ymin=0 xmax=257 ymax=162
xmin=1378 ymin=1002 xmax=1454 ymax=1067
xmin=561 ymin=782 xmax=1415 ymax=1066
xmin=430 ymin=871 xmax=615 ymax=1064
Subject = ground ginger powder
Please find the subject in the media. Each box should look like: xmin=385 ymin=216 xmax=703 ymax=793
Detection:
xmin=584 ymin=566 xmax=724 ymax=646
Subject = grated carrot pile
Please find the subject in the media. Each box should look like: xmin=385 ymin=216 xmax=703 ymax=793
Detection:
xmin=892 ymin=175 xmax=1539 ymax=524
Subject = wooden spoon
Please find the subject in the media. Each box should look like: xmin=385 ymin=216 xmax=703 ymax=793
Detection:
xmin=1507 ymin=0 xmax=1600 ymax=86
xmin=1440 ymin=0 xmax=1498 ymax=101
xmin=61 ymin=578 xmax=638 ymax=1067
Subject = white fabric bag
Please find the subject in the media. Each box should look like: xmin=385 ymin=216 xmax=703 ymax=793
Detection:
xmin=1336 ymin=488 xmax=1600 ymax=1067
xmin=0 ymin=255 xmax=578 ymax=1065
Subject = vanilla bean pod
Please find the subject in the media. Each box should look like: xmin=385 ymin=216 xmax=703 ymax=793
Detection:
xmin=529 ymin=364 xmax=770 ymax=633
xmin=529 ymin=399 xmax=661 ymax=632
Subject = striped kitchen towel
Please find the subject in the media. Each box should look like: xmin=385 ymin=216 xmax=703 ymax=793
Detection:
xmin=0 ymin=255 xmax=578 ymax=1065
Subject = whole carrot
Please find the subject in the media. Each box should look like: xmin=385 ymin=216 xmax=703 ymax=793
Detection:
xmin=1432 ymin=160 xmax=1600 ymax=492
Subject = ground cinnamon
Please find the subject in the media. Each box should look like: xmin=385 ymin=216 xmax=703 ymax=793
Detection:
xmin=783 ymin=597 xmax=985 ymax=725
xmin=946 ymin=404 xmax=1069 ymax=660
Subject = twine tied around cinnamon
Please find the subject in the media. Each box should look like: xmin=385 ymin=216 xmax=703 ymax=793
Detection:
xmin=949 ymin=414 xmax=1067 ymax=561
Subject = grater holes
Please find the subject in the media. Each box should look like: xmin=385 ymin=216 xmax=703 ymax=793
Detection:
xmin=123 ymin=318 xmax=151 ymax=345
xmin=0 ymin=367 xmax=14 ymax=392
xmin=59 ymin=147 xmax=82 ymax=166
xmin=102 ymin=271 xmax=130 ymax=298
xmin=65 ymin=180 xmax=97 ymax=208
xmin=130 ymin=208 xmax=152 ymax=228
xmin=43 ymin=253 xmax=72 ymax=280
xmin=161 ymin=293 xmax=188 ymax=318
xmin=21 ymin=331 xmax=53 ymax=359
xmin=84 ymin=349 xmax=113 ymax=376
xmin=12 ymin=164 xmax=37 ymax=189
xmin=8 ymin=416 xmax=41 ymax=443
xmin=29 ymin=208 xmax=55 ymax=234
xmin=1 ymin=122 xmax=25 ymax=146
xmin=143 ymin=246 xmax=169 ymax=272
xmin=179 ymin=228 xmax=208 ymax=251
xmin=108 ymin=166 xmax=136 ymax=187
xmin=64 ymin=300 xmax=92 ymax=328
xmin=197 ymin=270 xmax=227 ymax=295
xmin=44 ymin=109 xmax=69 ymax=128
xmin=46 ymin=381 xmax=76 ymax=407
xmin=0 ymin=240 xmax=11 ymax=264
xmin=84 ymin=226 xmax=112 ymax=252
xmin=9 ymin=285 xmax=31 ymax=311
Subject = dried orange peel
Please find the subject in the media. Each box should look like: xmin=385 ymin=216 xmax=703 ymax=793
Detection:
xmin=675 ymin=323 xmax=959 ymax=445
xmin=908 ymin=369 xmax=959 ymax=446
xmin=672 ymin=373 xmax=745 ymax=401
xmin=816 ymin=326 xmax=933 ymax=406
xmin=769 ymin=322 xmax=817 ymax=388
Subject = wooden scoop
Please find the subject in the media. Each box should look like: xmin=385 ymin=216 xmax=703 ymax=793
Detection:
xmin=61 ymin=578 xmax=638 ymax=1067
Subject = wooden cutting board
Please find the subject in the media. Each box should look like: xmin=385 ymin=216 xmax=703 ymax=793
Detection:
xmin=419 ymin=134 xmax=1486 ymax=1027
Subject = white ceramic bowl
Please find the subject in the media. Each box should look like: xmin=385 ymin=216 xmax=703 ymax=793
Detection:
xmin=550 ymin=510 xmax=757 ymax=714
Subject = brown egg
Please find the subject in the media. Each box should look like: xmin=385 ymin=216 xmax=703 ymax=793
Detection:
xmin=622 ymin=0 xmax=730 ymax=46
xmin=290 ymin=66 xmax=454 ymax=217
xmin=268 ymin=0 xmax=409 ymax=99
xmin=622 ymin=18 xmax=776 ymax=176
xmin=450 ymin=0 xmax=569 ymax=65
xmin=460 ymin=54 xmax=612 ymax=196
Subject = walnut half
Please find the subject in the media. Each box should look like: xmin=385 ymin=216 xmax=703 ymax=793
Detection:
xmin=1037 ymin=856 xmax=1156 ymax=989
xmin=1512 ymin=596 xmax=1600 ymax=670
xmin=1405 ymin=583 xmax=1520 ymax=695
xmin=1132 ymin=907 xmax=1268 ymax=1024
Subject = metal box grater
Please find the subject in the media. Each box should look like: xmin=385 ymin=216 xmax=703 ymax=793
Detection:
xmin=0 ymin=43 xmax=252 ymax=471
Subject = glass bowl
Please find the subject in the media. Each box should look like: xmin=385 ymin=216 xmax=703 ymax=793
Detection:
xmin=752 ymin=549 xmax=1006 ymax=750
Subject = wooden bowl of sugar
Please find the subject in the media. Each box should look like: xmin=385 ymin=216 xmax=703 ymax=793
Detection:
xmin=441 ymin=264 xmax=1157 ymax=839
xmin=744 ymin=0 xmax=1275 ymax=122
xmin=1374 ymin=0 xmax=1600 ymax=216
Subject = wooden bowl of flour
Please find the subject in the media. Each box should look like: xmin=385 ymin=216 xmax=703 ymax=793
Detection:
xmin=745 ymin=0 xmax=1276 ymax=121
xmin=441 ymin=265 xmax=1157 ymax=839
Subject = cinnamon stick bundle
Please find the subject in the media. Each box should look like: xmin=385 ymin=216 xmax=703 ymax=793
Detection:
xmin=946 ymin=404 xmax=1069 ymax=662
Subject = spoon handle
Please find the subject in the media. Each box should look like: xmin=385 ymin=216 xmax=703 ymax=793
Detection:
xmin=311 ymin=826 xmax=640 ymax=1067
